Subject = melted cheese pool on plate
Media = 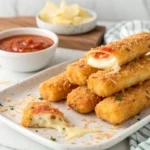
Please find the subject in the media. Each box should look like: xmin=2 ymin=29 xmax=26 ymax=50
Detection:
xmin=21 ymin=100 xmax=99 ymax=140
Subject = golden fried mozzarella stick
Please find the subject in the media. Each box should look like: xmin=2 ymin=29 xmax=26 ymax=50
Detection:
xmin=66 ymin=59 xmax=98 ymax=85
xmin=86 ymin=32 xmax=150 ymax=70
xmin=95 ymin=80 xmax=150 ymax=125
xmin=21 ymin=100 xmax=100 ymax=140
xmin=88 ymin=55 xmax=150 ymax=97
xmin=21 ymin=101 xmax=66 ymax=128
xmin=39 ymin=72 xmax=77 ymax=102
xmin=67 ymin=86 xmax=102 ymax=113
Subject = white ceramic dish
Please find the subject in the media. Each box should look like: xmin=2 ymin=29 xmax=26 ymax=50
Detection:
xmin=0 ymin=60 xmax=149 ymax=150
xmin=36 ymin=9 xmax=97 ymax=35
xmin=0 ymin=28 xmax=58 ymax=72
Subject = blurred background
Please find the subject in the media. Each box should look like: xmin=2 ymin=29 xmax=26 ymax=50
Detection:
xmin=0 ymin=0 xmax=150 ymax=21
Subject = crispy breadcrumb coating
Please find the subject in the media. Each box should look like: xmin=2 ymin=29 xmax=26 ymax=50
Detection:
xmin=88 ymin=55 xmax=150 ymax=97
xmin=95 ymin=80 xmax=150 ymax=125
xmin=21 ymin=101 xmax=65 ymax=127
xmin=39 ymin=72 xmax=77 ymax=102
xmin=67 ymin=86 xmax=102 ymax=113
xmin=86 ymin=32 xmax=150 ymax=67
xmin=66 ymin=59 xmax=98 ymax=85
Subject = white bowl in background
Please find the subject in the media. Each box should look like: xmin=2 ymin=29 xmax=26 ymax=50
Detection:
xmin=0 ymin=28 xmax=58 ymax=72
xmin=36 ymin=9 xmax=97 ymax=35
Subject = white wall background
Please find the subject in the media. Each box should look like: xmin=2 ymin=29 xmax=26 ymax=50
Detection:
xmin=0 ymin=0 xmax=150 ymax=21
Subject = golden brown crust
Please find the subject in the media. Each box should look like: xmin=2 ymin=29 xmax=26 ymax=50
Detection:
xmin=39 ymin=71 xmax=77 ymax=102
xmin=66 ymin=59 xmax=98 ymax=85
xmin=95 ymin=80 xmax=150 ymax=125
xmin=21 ymin=101 xmax=64 ymax=127
xmin=67 ymin=86 xmax=102 ymax=113
xmin=89 ymin=32 xmax=150 ymax=66
xmin=88 ymin=55 xmax=150 ymax=97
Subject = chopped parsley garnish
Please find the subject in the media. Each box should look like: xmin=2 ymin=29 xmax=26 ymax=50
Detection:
xmin=39 ymin=117 xmax=42 ymax=120
xmin=50 ymin=136 xmax=56 ymax=141
xmin=30 ymin=118 xmax=32 ymax=121
xmin=9 ymin=106 xmax=14 ymax=110
xmin=39 ymin=97 xmax=43 ymax=100
xmin=0 ymin=103 xmax=3 ymax=107
xmin=62 ymin=128 xmax=65 ymax=130
xmin=115 ymin=95 xmax=122 ymax=101
xmin=27 ymin=94 xmax=31 ymax=96
xmin=35 ymin=130 xmax=38 ymax=132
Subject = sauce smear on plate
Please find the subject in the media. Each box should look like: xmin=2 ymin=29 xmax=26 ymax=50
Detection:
xmin=0 ymin=35 xmax=54 ymax=53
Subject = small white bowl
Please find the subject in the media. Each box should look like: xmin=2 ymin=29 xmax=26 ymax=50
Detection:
xmin=36 ymin=9 xmax=97 ymax=35
xmin=0 ymin=28 xmax=58 ymax=72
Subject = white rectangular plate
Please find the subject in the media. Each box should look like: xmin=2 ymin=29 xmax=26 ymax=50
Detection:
xmin=0 ymin=60 xmax=150 ymax=150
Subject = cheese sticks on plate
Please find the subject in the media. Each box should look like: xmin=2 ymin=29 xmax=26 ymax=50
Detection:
xmin=95 ymin=80 xmax=150 ymax=125
xmin=67 ymin=86 xmax=102 ymax=113
xmin=67 ymin=32 xmax=150 ymax=86
xmin=88 ymin=55 xmax=150 ymax=97
xmin=66 ymin=59 xmax=98 ymax=85
xmin=86 ymin=32 xmax=150 ymax=70
xmin=39 ymin=72 xmax=77 ymax=102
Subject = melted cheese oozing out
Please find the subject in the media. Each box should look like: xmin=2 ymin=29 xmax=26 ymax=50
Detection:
xmin=65 ymin=127 xmax=99 ymax=140
xmin=87 ymin=55 xmax=121 ymax=73
xmin=146 ymin=52 xmax=150 ymax=55
xmin=30 ymin=114 xmax=99 ymax=140
xmin=87 ymin=55 xmax=117 ymax=69
xmin=31 ymin=114 xmax=67 ymax=132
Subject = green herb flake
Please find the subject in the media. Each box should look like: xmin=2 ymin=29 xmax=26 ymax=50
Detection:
xmin=30 ymin=118 xmax=32 ymax=121
xmin=115 ymin=95 xmax=122 ymax=101
xmin=50 ymin=136 xmax=56 ymax=141
xmin=39 ymin=97 xmax=43 ymax=100
xmin=0 ymin=103 xmax=3 ymax=107
xmin=35 ymin=130 xmax=38 ymax=132
xmin=27 ymin=94 xmax=31 ymax=96
xmin=62 ymin=128 xmax=65 ymax=130
xmin=9 ymin=106 xmax=14 ymax=110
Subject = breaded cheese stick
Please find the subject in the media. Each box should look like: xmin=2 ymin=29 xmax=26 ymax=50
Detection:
xmin=88 ymin=55 xmax=150 ymax=97
xmin=66 ymin=59 xmax=98 ymax=85
xmin=67 ymin=86 xmax=102 ymax=113
xmin=86 ymin=32 xmax=150 ymax=70
xmin=39 ymin=72 xmax=77 ymax=102
xmin=21 ymin=101 xmax=66 ymax=127
xmin=95 ymin=80 xmax=150 ymax=125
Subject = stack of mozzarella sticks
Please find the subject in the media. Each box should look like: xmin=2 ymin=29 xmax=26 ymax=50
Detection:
xmin=39 ymin=32 xmax=150 ymax=125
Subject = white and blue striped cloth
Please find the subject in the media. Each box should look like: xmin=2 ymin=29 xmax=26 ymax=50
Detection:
xmin=104 ymin=20 xmax=150 ymax=150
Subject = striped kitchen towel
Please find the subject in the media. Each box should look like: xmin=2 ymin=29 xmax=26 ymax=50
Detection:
xmin=104 ymin=20 xmax=150 ymax=44
xmin=104 ymin=20 xmax=150 ymax=150
xmin=130 ymin=123 xmax=150 ymax=150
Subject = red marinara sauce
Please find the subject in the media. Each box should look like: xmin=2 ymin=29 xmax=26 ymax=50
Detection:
xmin=0 ymin=35 xmax=54 ymax=53
xmin=91 ymin=46 xmax=114 ymax=59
